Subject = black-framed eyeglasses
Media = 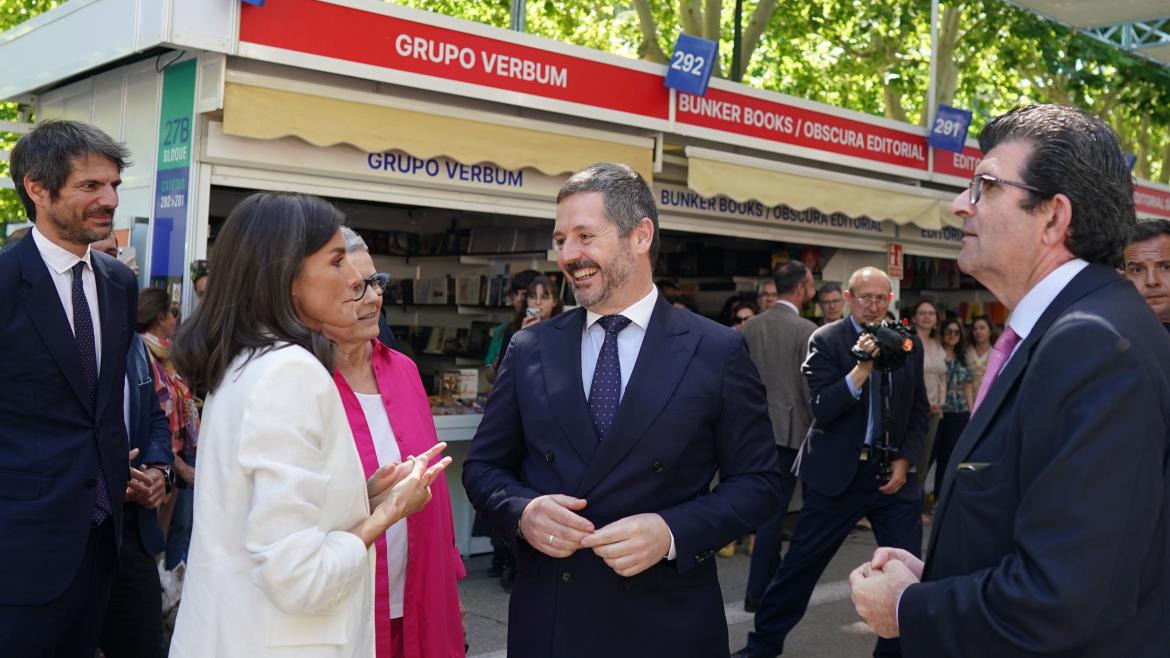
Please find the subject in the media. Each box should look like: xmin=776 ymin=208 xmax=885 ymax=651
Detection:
xmin=968 ymin=173 xmax=1046 ymax=205
xmin=352 ymin=272 xmax=391 ymax=301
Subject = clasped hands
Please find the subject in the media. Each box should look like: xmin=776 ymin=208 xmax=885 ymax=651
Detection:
xmin=518 ymin=494 xmax=672 ymax=578
xmin=849 ymin=547 xmax=923 ymax=639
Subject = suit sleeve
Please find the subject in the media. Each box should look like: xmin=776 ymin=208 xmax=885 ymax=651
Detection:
xmin=898 ymin=338 xmax=930 ymax=467
xmin=803 ymin=328 xmax=862 ymax=426
xmin=463 ymin=333 xmax=544 ymax=544
xmin=899 ymin=317 xmax=1166 ymax=656
xmin=237 ymin=357 xmax=370 ymax=615
xmin=659 ymin=332 xmax=782 ymax=572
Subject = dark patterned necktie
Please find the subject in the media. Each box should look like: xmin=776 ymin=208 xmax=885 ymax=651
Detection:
xmin=73 ymin=262 xmax=110 ymax=525
xmin=588 ymin=315 xmax=632 ymax=441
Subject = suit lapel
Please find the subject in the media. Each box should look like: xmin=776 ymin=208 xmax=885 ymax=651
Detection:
xmin=927 ymin=264 xmax=1119 ymax=568
xmin=576 ymin=297 xmax=698 ymax=497
xmin=541 ymin=308 xmax=600 ymax=466
xmin=17 ymin=236 xmax=94 ymax=415
xmin=92 ymin=255 xmax=125 ymax=418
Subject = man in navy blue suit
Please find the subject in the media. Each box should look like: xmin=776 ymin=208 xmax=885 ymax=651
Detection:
xmin=735 ymin=266 xmax=929 ymax=658
xmin=0 ymin=120 xmax=138 ymax=657
xmin=850 ymin=104 xmax=1170 ymax=657
xmin=464 ymin=162 xmax=782 ymax=658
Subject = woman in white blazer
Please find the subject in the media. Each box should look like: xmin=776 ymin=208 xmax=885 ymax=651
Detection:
xmin=168 ymin=192 xmax=449 ymax=657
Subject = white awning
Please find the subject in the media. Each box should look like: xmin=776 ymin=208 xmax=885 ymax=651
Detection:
xmin=685 ymin=147 xmax=959 ymax=230
xmin=1007 ymin=1 xmax=1170 ymax=28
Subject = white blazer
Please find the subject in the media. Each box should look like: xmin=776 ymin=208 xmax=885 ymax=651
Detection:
xmin=170 ymin=344 xmax=375 ymax=658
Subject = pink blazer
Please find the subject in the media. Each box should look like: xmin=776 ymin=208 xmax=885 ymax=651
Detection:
xmin=334 ymin=341 xmax=467 ymax=658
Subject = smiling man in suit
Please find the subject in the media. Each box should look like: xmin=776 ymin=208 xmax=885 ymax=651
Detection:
xmin=0 ymin=120 xmax=138 ymax=657
xmin=464 ymin=162 xmax=782 ymax=658
xmin=850 ymin=104 xmax=1170 ymax=657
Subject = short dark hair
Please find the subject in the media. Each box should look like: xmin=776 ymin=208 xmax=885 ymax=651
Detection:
xmin=9 ymin=120 xmax=131 ymax=221
xmin=556 ymin=162 xmax=660 ymax=263
xmin=818 ymin=282 xmax=842 ymax=299
xmin=773 ymin=260 xmax=809 ymax=296
xmin=1130 ymin=219 xmax=1170 ymax=245
xmin=509 ymin=269 xmax=541 ymax=294
xmin=979 ymin=104 xmax=1134 ymax=268
xmin=137 ymin=287 xmax=171 ymax=333
xmin=171 ymin=192 xmax=344 ymax=393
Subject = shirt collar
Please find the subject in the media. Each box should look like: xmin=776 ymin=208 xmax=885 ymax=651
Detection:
xmin=31 ymin=225 xmax=92 ymax=275
xmin=776 ymin=300 xmax=800 ymax=315
xmin=585 ymin=284 xmax=658 ymax=331
xmin=1007 ymin=258 xmax=1089 ymax=341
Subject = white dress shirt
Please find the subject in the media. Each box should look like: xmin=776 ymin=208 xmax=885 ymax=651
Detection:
xmin=1002 ymin=258 xmax=1089 ymax=364
xmin=580 ymin=284 xmax=658 ymax=402
xmin=355 ymin=392 xmax=408 ymax=620
xmin=31 ymin=226 xmax=103 ymax=371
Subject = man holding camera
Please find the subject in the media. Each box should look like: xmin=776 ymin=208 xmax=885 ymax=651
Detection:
xmin=735 ymin=266 xmax=928 ymax=658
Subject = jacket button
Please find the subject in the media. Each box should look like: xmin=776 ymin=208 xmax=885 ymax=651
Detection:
xmin=652 ymin=461 xmax=665 ymax=472
xmin=85 ymin=479 xmax=96 ymax=489
xmin=560 ymin=570 xmax=574 ymax=583
xmin=545 ymin=450 xmax=554 ymax=462
xmin=618 ymin=578 xmax=632 ymax=591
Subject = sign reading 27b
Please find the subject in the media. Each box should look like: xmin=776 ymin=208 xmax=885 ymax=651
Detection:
xmin=665 ymin=33 xmax=717 ymax=96
xmin=928 ymin=105 xmax=973 ymax=153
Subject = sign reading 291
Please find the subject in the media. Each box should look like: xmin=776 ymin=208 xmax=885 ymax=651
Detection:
xmin=665 ymin=33 xmax=717 ymax=96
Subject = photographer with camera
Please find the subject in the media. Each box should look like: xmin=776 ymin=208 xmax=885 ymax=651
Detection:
xmin=735 ymin=266 xmax=929 ymax=658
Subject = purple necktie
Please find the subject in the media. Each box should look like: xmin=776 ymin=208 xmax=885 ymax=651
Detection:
xmin=971 ymin=325 xmax=1021 ymax=414
xmin=588 ymin=315 xmax=632 ymax=440
xmin=73 ymin=262 xmax=110 ymax=525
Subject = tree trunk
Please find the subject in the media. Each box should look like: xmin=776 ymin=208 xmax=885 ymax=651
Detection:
xmin=1159 ymin=141 xmax=1170 ymax=185
xmin=679 ymin=0 xmax=702 ymax=36
xmin=632 ymin=0 xmax=670 ymax=63
xmin=1136 ymin=114 xmax=1152 ymax=180
xmin=922 ymin=4 xmax=963 ymax=126
xmin=703 ymin=0 xmax=721 ymax=40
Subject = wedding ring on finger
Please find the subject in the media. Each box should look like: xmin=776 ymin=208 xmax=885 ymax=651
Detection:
xmin=548 ymin=533 xmax=556 ymax=546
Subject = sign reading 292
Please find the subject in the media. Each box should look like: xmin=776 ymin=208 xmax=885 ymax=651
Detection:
xmin=664 ymin=33 xmax=717 ymax=96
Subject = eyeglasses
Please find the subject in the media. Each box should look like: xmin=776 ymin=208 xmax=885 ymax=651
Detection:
xmin=733 ymin=315 xmax=752 ymax=325
xmin=352 ymin=272 xmax=391 ymax=301
xmin=850 ymin=293 xmax=889 ymax=307
xmin=968 ymin=173 xmax=1047 ymax=205
xmin=758 ymin=292 xmax=778 ymax=300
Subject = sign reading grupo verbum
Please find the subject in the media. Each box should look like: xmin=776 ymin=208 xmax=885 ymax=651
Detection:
xmin=238 ymin=0 xmax=670 ymax=126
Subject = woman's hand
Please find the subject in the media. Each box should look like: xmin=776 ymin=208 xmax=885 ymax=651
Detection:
xmin=366 ymin=461 xmax=410 ymax=510
xmin=174 ymin=454 xmax=195 ymax=485
xmin=353 ymin=443 xmax=451 ymax=546
xmin=521 ymin=314 xmax=540 ymax=329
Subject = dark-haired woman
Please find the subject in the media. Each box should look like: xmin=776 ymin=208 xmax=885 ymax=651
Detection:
xmin=136 ymin=287 xmax=200 ymax=569
xmin=520 ymin=274 xmax=564 ymax=329
xmin=168 ymin=192 xmax=450 ymax=658
xmin=965 ymin=315 xmax=996 ymax=394
xmin=322 ymin=228 xmax=466 ymax=658
xmin=931 ymin=318 xmax=974 ymax=497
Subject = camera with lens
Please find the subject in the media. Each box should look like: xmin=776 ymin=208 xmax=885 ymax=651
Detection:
xmin=850 ymin=319 xmax=917 ymax=484
xmin=851 ymin=319 xmax=915 ymax=372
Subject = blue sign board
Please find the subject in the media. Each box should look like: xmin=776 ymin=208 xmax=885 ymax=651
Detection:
xmin=664 ymin=33 xmax=717 ymax=96
xmin=241 ymin=0 xmax=265 ymax=6
xmin=928 ymin=105 xmax=973 ymax=153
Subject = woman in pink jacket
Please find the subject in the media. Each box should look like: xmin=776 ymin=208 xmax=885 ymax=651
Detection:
xmin=323 ymin=227 xmax=466 ymax=658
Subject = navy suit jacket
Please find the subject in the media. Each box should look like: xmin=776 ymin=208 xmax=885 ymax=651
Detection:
xmin=797 ymin=318 xmax=929 ymax=499
xmin=126 ymin=333 xmax=173 ymax=556
xmin=0 ymin=235 xmax=137 ymax=605
xmin=464 ymin=295 xmax=782 ymax=658
xmin=900 ymin=264 xmax=1170 ymax=657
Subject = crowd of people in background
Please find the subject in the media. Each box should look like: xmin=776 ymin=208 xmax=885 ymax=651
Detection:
xmin=4 ymin=105 xmax=1170 ymax=658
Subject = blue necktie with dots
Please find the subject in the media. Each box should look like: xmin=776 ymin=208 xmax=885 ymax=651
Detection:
xmin=588 ymin=315 xmax=632 ymax=441
xmin=73 ymin=262 xmax=110 ymax=525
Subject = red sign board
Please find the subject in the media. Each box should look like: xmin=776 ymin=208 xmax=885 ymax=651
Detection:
xmin=239 ymin=0 xmax=670 ymax=121
xmin=888 ymin=243 xmax=904 ymax=279
xmin=675 ymin=86 xmax=929 ymax=172
xmin=1135 ymin=184 xmax=1170 ymax=218
xmin=932 ymin=144 xmax=982 ymax=181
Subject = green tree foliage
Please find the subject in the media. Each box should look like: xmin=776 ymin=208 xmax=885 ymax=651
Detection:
xmin=394 ymin=0 xmax=1170 ymax=183
xmin=0 ymin=0 xmax=60 ymax=243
